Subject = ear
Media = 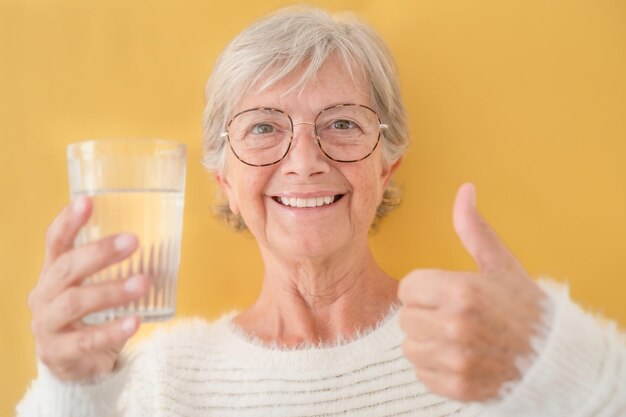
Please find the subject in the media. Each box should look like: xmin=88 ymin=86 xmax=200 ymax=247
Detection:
xmin=214 ymin=171 xmax=240 ymax=215
xmin=381 ymin=156 xmax=403 ymax=189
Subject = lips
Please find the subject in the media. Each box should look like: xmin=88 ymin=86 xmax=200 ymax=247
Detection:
xmin=271 ymin=194 xmax=345 ymax=208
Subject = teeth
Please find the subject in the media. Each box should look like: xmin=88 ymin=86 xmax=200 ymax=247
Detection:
xmin=276 ymin=195 xmax=338 ymax=208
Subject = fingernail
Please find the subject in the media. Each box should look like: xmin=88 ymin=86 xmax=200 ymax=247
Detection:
xmin=122 ymin=317 xmax=137 ymax=335
xmin=73 ymin=196 xmax=87 ymax=214
xmin=114 ymin=234 xmax=135 ymax=251
xmin=124 ymin=275 xmax=144 ymax=293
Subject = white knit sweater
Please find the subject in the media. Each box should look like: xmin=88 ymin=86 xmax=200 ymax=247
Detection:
xmin=16 ymin=279 xmax=626 ymax=417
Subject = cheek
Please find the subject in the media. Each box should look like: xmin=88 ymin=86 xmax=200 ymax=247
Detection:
xmin=230 ymin=167 xmax=274 ymax=224
xmin=347 ymin=163 xmax=386 ymax=215
xmin=234 ymin=176 xmax=266 ymax=209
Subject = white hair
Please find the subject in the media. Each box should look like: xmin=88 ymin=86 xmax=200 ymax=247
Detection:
xmin=202 ymin=6 xmax=409 ymax=230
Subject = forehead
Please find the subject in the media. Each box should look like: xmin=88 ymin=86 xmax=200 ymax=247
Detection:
xmin=234 ymin=56 xmax=371 ymax=116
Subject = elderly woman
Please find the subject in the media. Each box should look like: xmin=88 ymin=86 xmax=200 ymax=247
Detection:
xmin=18 ymin=7 xmax=626 ymax=417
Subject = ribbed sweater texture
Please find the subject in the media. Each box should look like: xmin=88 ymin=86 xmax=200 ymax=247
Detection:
xmin=16 ymin=278 xmax=626 ymax=416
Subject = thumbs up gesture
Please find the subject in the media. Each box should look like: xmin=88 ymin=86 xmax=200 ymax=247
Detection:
xmin=398 ymin=183 xmax=548 ymax=402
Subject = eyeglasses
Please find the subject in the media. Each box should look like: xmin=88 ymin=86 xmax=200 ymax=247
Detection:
xmin=220 ymin=103 xmax=388 ymax=167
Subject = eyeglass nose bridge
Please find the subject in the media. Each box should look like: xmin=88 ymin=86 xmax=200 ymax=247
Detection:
xmin=291 ymin=120 xmax=320 ymax=142
xmin=288 ymin=121 xmax=325 ymax=159
xmin=292 ymin=121 xmax=317 ymax=131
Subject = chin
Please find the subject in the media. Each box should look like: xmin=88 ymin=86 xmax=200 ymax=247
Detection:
xmin=270 ymin=227 xmax=353 ymax=260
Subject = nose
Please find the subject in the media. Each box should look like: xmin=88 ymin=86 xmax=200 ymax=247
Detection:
xmin=279 ymin=121 xmax=330 ymax=177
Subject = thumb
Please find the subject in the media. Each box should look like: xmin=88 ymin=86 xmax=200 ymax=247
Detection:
xmin=453 ymin=183 xmax=518 ymax=274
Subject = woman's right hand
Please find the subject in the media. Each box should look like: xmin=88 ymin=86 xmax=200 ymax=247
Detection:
xmin=28 ymin=196 xmax=149 ymax=382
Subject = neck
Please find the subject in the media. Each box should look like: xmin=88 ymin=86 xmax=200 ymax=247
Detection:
xmin=233 ymin=241 xmax=399 ymax=347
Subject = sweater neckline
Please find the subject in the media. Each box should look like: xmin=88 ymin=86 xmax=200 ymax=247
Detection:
xmin=212 ymin=303 xmax=404 ymax=371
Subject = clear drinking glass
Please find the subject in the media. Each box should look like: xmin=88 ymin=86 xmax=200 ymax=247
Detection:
xmin=67 ymin=139 xmax=186 ymax=323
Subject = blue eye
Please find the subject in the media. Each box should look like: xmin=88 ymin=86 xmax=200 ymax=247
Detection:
xmin=251 ymin=123 xmax=275 ymax=134
xmin=331 ymin=120 xmax=356 ymax=129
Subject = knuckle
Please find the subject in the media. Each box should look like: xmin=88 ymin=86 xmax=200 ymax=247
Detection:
xmin=95 ymin=236 xmax=119 ymax=257
xmin=36 ymin=343 xmax=52 ymax=366
xmin=56 ymin=361 xmax=80 ymax=381
xmin=37 ymin=350 xmax=50 ymax=366
xmin=450 ymin=301 xmax=469 ymax=318
xmin=453 ymin=280 xmax=478 ymax=301
xmin=414 ymin=369 xmax=431 ymax=389
xmin=397 ymin=279 xmax=410 ymax=302
xmin=448 ymin=376 xmax=474 ymax=401
xmin=115 ymin=282 xmax=134 ymax=304
xmin=445 ymin=320 xmax=461 ymax=340
xmin=82 ymin=238 xmax=119 ymax=267
xmin=30 ymin=318 xmax=45 ymax=337
xmin=44 ymin=222 xmax=59 ymax=249
xmin=61 ymin=287 xmax=83 ymax=318
xmin=45 ymin=218 xmax=70 ymax=252
xmin=451 ymin=282 xmax=480 ymax=313
xmin=401 ymin=339 xmax=414 ymax=358
xmin=403 ymin=270 xmax=424 ymax=284
xmin=27 ymin=289 xmax=39 ymax=310
xmin=99 ymin=283 xmax=127 ymax=310
xmin=77 ymin=328 xmax=96 ymax=353
xmin=445 ymin=319 xmax=471 ymax=342
xmin=450 ymin=351 xmax=476 ymax=375
xmin=50 ymin=253 xmax=75 ymax=283
xmin=55 ymin=367 xmax=70 ymax=380
xmin=398 ymin=308 xmax=410 ymax=330
xmin=414 ymin=369 xmax=422 ymax=382
xmin=399 ymin=270 xmax=425 ymax=292
xmin=402 ymin=270 xmax=418 ymax=282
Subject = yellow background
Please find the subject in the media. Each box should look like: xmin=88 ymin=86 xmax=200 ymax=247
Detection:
xmin=1 ymin=0 xmax=625 ymax=414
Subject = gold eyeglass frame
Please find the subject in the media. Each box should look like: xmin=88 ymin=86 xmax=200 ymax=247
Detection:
xmin=219 ymin=103 xmax=389 ymax=167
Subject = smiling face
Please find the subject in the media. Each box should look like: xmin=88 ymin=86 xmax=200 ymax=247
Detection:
xmin=216 ymin=55 xmax=401 ymax=260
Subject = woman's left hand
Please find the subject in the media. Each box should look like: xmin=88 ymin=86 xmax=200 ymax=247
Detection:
xmin=398 ymin=183 xmax=548 ymax=402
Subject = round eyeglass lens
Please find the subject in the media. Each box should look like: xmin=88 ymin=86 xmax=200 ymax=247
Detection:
xmin=314 ymin=105 xmax=381 ymax=162
xmin=227 ymin=108 xmax=292 ymax=166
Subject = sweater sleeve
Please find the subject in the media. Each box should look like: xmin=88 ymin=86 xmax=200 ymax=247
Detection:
xmin=15 ymin=352 xmax=136 ymax=417
xmin=474 ymin=278 xmax=626 ymax=417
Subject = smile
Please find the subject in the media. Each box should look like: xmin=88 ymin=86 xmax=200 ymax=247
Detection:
xmin=271 ymin=194 xmax=345 ymax=208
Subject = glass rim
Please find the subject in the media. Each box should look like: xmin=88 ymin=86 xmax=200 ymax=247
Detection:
xmin=67 ymin=138 xmax=186 ymax=158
